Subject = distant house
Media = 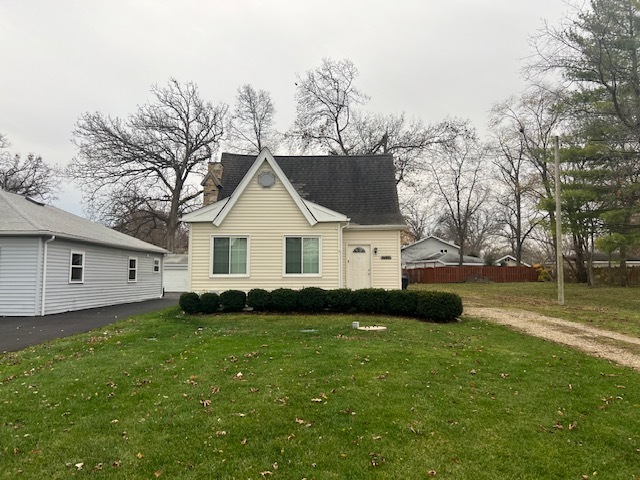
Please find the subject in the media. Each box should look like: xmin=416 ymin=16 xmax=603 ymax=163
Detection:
xmin=0 ymin=189 xmax=166 ymax=316
xmin=402 ymin=235 xmax=484 ymax=268
xmin=181 ymin=148 xmax=406 ymax=292
xmin=494 ymin=255 xmax=530 ymax=267
xmin=589 ymin=252 xmax=640 ymax=268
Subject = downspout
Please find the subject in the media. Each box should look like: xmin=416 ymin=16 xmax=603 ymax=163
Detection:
xmin=41 ymin=235 xmax=55 ymax=316
xmin=338 ymin=222 xmax=350 ymax=288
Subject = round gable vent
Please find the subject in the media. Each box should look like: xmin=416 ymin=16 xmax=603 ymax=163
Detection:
xmin=257 ymin=171 xmax=276 ymax=188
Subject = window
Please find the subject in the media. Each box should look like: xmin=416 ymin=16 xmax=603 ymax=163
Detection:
xmin=128 ymin=257 xmax=138 ymax=282
xmin=153 ymin=258 xmax=160 ymax=273
xmin=69 ymin=251 xmax=84 ymax=283
xmin=211 ymin=236 xmax=248 ymax=275
xmin=285 ymin=236 xmax=320 ymax=275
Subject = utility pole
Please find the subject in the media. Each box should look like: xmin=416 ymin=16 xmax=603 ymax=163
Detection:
xmin=554 ymin=136 xmax=565 ymax=305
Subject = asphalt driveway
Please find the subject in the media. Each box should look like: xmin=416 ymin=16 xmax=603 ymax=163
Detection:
xmin=0 ymin=294 xmax=180 ymax=353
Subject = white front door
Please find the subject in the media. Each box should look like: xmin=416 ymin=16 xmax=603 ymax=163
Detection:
xmin=347 ymin=245 xmax=371 ymax=289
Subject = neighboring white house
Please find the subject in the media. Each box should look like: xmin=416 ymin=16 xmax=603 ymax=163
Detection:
xmin=163 ymin=253 xmax=188 ymax=292
xmin=181 ymin=148 xmax=406 ymax=293
xmin=0 ymin=189 xmax=167 ymax=316
xmin=402 ymin=235 xmax=484 ymax=268
xmin=493 ymin=255 xmax=531 ymax=267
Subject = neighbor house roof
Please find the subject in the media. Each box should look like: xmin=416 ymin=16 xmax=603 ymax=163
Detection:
xmin=404 ymin=251 xmax=484 ymax=265
xmin=215 ymin=152 xmax=405 ymax=226
xmin=0 ymin=189 xmax=167 ymax=254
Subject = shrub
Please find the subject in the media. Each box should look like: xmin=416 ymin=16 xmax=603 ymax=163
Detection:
xmin=297 ymin=287 xmax=327 ymax=312
xmin=271 ymin=288 xmax=299 ymax=312
xmin=414 ymin=291 xmax=463 ymax=322
xmin=247 ymin=289 xmax=273 ymax=311
xmin=200 ymin=292 xmax=220 ymax=314
xmin=385 ymin=289 xmax=418 ymax=317
xmin=219 ymin=290 xmax=247 ymax=312
xmin=352 ymin=288 xmax=388 ymax=314
xmin=179 ymin=292 xmax=202 ymax=315
xmin=326 ymin=288 xmax=354 ymax=312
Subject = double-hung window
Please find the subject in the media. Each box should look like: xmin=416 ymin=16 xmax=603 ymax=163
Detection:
xmin=69 ymin=251 xmax=85 ymax=283
xmin=128 ymin=257 xmax=138 ymax=282
xmin=211 ymin=236 xmax=249 ymax=275
xmin=153 ymin=258 xmax=160 ymax=273
xmin=284 ymin=236 xmax=320 ymax=275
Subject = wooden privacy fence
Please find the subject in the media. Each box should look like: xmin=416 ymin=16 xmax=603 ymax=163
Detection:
xmin=404 ymin=266 xmax=539 ymax=284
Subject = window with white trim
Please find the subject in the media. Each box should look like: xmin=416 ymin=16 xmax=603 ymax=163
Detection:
xmin=284 ymin=236 xmax=320 ymax=275
xmin=69 ymin=251 xmax=85 ymax=283
xmin=211 ymin=236 xmax=248 ymax=275
xmin=153 ymin=258 xmax=160 ymax=273
xmin=128 ymin=257 xmax=138 ymax=282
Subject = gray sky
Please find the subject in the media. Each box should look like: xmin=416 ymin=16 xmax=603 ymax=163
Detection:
xmin=0 ymin=0 xmax=567 ymax=216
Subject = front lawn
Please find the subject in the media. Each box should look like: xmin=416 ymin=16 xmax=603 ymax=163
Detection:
xmin=1 ymin=307 xmax=639 ymax=479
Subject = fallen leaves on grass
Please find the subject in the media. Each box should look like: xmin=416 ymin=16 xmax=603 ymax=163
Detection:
xmin=295 ymin=417 xmax=312 ymax=427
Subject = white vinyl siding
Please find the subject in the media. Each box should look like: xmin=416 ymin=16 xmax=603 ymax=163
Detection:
xmin=43 ymin=240 xmax=163 ymax=315
xmin=189 ymin=163 xmax=340 ymax=292
xmin=343 ymin=229 xmax=402 ymax=290
xmin=0 ymin=237 xmax=42 ymax=316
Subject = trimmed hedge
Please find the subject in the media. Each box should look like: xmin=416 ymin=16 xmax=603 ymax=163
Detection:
xmin=247 ymin=289 xmax=273 ymax=311
xmin=298 ymin=287 xmax=327 ymax=312
xmin=179 ymin=288 xmax=462 ymax=322
xmin=179 ymin=292 xmax=201 ymax=315
xmin=200 ymin=292 xmax=220 ymax=314
xmin=219 ymin=289 xmax=246 ymax=312
xmin=414 ymin=291 xmax=463 ymax=322
xmin=270 ymin=288 xmax=299 ymax=312
xmin=326 ymin=288 xmax=354 ymax=312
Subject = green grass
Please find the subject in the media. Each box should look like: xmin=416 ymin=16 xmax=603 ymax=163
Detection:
xmin=1 ymin=307 xmax=640 ymax=479
xmin=411 ymin=282 xmax=640 ymax=337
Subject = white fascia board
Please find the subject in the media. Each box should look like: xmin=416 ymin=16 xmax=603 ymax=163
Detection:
xmin=303 ymin=199 xmax=349 ymax=222
xmin=180 ymin=198 xmax=229 ymax=223
xmin=213 ymin=148 xmax=318 ymax=227
xmin=403 ymin=234 xmax=460 ymax=250
xmin=345 ymin=224 xmax=407 ymax=231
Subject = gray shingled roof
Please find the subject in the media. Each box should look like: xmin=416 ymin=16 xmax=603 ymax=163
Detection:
xmin=218 ymin=153 xmax=406 ymax=226
xmin=0 ymin=189 xmax=167 ymax=253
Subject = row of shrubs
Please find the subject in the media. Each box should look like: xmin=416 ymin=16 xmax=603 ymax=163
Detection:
xmin=179 ymin=287 xmax=463 ymax=322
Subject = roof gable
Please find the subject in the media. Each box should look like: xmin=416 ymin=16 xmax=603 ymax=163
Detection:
xmin=0 ymin=189 xmax=167 ymax=253
xmin=215 ymin=150 xmax=405 ymax=226
xmin=212 ymin=149 xmax=320 ymax=226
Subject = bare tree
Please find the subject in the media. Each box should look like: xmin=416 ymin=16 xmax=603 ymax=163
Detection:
xmin=68 ymin=78 xmax=227 ymax=251
xmin=429 ymin=134 xmax=489 ymax=265
xmin=0 ymin=134 xmax=61 ymax=201
xmin=352 ymin=112 xmax=471 ymax=185
xmin=489 ymin=100 xmax=548 ymax=264
xmin=400 ymin=188 xmax=437 ymax=241
xmin=290 ymin=58 xmax=468 ymax=187
xmin=227 ymin=84 xmax=279 ymax=154
xmin=289 ymin=58 xmax=368 ymax=155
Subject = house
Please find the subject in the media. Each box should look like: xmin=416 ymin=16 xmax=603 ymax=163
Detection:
xmin=163 ymin=253 xmax=188 ymax=292
xmin=494 ymin=255 xmax=530 ymax=267
xmin=402 ymin=235 xmax=484 ymax=268
xmin=0 ymin=189 xmax=167 ymax=316
xmin=180 ymin=148 xmax=406 ymax=292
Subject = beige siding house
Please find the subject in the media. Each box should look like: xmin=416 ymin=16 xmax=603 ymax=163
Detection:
xmin=181 ymin=149 xmax=406 ymax=293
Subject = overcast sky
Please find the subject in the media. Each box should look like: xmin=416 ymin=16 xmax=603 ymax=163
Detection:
xmin=0 ymin=0 xmax=568 ymax=216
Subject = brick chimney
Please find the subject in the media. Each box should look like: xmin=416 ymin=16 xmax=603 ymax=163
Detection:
xmin=201 ymin=162 xmax=223 ymax=206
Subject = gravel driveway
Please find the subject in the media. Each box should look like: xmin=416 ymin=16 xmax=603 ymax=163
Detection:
xmin=465 ymin=307 xmax=640 ymax=371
